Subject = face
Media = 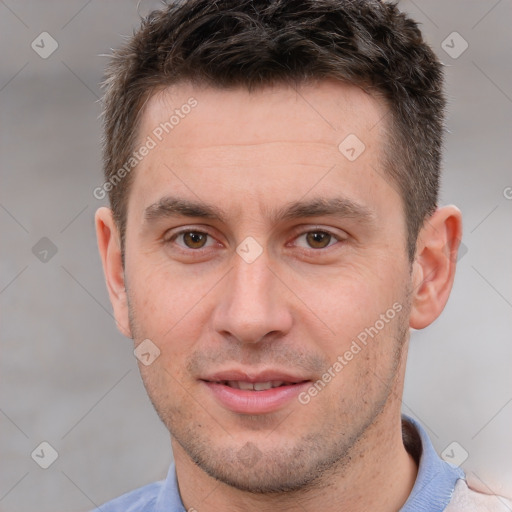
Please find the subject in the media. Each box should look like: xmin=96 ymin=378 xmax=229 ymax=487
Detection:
xmin=116 ymin=80 xmax=415 ymax=492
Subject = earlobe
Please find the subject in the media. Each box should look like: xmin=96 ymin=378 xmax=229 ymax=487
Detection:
xmin=95 ymin=207 xmax=132 ymax=338
xmin=409 ymin=206 xmax=463 ymax=330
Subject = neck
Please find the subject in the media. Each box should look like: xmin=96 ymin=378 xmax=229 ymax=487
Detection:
xmin=173 ymin=409 xmax=418 ymax=512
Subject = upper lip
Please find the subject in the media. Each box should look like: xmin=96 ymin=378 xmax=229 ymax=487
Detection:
xmin=200 ymin=369 xmax=310 ymax=384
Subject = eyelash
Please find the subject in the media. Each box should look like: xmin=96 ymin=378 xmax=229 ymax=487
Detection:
xmin=166 ymin=229 xmax=219 ymax=251
xmin=165 ymin=227 xmax=345 ymax=253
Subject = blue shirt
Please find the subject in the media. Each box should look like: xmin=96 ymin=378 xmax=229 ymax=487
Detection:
xmin=93 ymin=415 xmax=465 ymax=512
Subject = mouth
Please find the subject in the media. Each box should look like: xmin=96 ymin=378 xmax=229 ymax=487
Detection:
xmin=200 ymin=371 xmax=311 ymax=414
xmin=216 ymin=380 xmax=303 ymax=391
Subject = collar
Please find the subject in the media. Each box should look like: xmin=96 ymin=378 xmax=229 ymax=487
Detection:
xmin=400 ymin=414 xmax=465 ymax=511
xmin=155 ymin=462 xmax=186 ymax=512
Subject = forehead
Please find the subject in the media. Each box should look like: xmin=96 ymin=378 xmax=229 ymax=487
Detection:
xmin=127 ymin=80 xmax=394 ymax=224
xmin=139 ymin=79 xmax=385 ymax=148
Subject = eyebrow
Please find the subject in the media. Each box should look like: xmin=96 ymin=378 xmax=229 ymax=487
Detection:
xmin=144 ymin=195 xmax=376 ymax=226
xmin=145 ymin=196 xmax=224 ymax=222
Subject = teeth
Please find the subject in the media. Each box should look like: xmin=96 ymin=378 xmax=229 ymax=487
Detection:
xmin=238 ymin=381 xmax=255 ymax=391
xmin=253 ymin=382 xmax=272 ymax=391
xmin=225 ymin=380 xmax=287 ymax=390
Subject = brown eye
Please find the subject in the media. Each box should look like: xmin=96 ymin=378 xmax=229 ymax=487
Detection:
xmin=182 ymin=231 xmax=208 ymax=249
xmin=305 ymin=231 xmax=332 ymax=249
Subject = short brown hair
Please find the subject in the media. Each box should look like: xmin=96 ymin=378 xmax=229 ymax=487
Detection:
xmin=101 ymin=0 xmax=445 ymax=261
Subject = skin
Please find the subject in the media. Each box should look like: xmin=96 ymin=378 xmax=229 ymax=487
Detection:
xmin=96 ymin=79 xmax=462 ymax=512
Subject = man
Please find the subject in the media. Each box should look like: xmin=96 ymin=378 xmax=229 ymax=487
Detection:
xmin=93 ymin=1 xmax=510 ymax=510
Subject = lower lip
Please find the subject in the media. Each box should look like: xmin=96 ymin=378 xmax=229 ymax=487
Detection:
xmin=202 ymin=381 xmax=310 ymax=414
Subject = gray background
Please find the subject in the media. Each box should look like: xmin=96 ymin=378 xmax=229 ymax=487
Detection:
xmin=0 ymin=1 xmax=511 ymax=511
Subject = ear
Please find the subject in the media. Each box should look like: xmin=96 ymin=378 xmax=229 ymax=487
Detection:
xmin=95 ymin=207 xmax=132 ymax=338
xmin=409 ymin=205 xmax=463 ymax=330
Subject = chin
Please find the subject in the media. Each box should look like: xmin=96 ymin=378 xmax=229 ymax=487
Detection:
xmin=175 ymin=432 xmax=351 ymax=495
xmin=196 ymin=454 xmax=320 ymax=494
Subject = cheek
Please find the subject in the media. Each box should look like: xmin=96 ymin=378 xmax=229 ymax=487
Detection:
xmin=301 ymin=264 xmax=409 ymax=394
xmin=126 ymin=258 xmax=217 ymax=360
xmin=313 ymin=264 xmax=404 ymax=335
xmin=138 ymin=356 xmax=194 ymax=429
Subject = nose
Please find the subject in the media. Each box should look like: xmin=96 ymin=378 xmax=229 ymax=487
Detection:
xmin=211 ymin=250 xmax=293 ymax=344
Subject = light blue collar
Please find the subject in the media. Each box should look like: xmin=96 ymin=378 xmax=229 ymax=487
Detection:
xmin=400 ymin=415 xmax=465 ymax=511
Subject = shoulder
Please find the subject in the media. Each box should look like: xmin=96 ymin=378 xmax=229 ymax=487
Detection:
xmin=90 ymin=480 xmax=163 ymax=512
xmin=445 ymin=477 xmax=512 ymax=512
